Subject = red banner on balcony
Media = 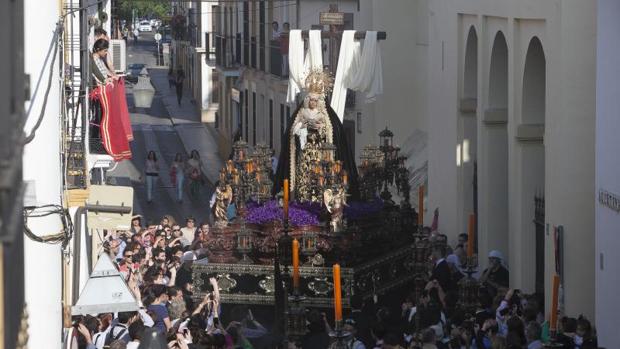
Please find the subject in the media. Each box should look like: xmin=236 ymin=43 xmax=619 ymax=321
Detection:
xmin=90 ymin=79 xmax=133 ymax=161
xmin=112 ymin=79 xmax=134 ymax=142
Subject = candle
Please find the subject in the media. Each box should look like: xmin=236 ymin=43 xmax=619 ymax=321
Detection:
xmin=292 ymin=239 xmax=300 ymax=289
xmin=550 ymin=274 xmax=560 ymax=331
xmin=283 ymin=179 xmax=289 ymax=219
xmin=467 ymin=214 xmax=475 ymax=257
xmin=418 ymin=185 xmax=424 ymax=225
xmin=343 ymin=174 xmax=348 ymax=186
xmin=333 ymin=264 xmax=342 ymax=322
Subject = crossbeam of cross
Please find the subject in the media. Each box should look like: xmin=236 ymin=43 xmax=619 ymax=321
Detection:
xmin=296 ymin=4 xmax=387 ymax=75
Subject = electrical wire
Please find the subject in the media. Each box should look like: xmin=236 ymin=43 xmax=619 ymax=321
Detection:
xmin=23 ymin=204 xmax=73 ymax=246
xmin=23 ymin=23 xmax=62 ymax=145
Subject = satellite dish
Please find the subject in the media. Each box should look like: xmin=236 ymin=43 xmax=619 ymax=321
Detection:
xmin=99 ymin=11 xmax=108 ymax=23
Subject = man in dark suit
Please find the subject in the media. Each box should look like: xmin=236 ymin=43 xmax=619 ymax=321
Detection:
xmin=429 ymin=245 xmax=451 ymax=292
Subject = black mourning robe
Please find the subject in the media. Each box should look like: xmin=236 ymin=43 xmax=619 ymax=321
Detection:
xmin=272 ymin=99 xmax=360 ymax=201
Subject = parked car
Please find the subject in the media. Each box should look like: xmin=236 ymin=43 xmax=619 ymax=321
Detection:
xmin=139 ymin=21 xmax=152 ymax=32
xmin=125 ymin=63 xmax=146 ymax=83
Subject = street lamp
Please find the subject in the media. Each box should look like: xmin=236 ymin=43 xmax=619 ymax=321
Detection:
xmin=132 ymin=74 xmax=155 ymax=108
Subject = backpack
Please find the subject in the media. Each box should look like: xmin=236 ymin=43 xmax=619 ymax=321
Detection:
xmin=104 ymin=324 xmax=128 ymax=346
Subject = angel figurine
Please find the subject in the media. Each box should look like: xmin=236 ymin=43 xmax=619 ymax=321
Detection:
xmin=214 ymin=183 xmax=233 ymax=227
xmin=323 ymin=186 xmax=347 ymax=232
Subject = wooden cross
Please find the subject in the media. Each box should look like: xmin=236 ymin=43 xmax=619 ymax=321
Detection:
xmin=299 ymin=4 xmax=387 ymax=76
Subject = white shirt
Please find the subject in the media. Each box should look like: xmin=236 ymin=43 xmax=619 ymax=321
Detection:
xmin=127 ymin=342 xmax=140 ymax=349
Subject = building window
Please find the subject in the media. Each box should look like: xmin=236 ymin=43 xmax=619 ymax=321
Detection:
xmin=244 ymin=89 xmax=249 ymax=141
xmin=211 ymin=69 xmax=219 ymax=103
xmin=243 ymin=1 xmax=250 ymax=65
xmin=259 ymin=0 xmax=266 ymax=71
xmin=252 ymin=92 xmax=257 ymax=145
xmin=239 ymin=91 xmax=244 ymax=137
xmin=286 ymin=106 xmax=291 ymax=124
xmin=269 ymin=99 xmax=273 ymax=148
xmin=280 ymin=103 xmax=285 ymax=138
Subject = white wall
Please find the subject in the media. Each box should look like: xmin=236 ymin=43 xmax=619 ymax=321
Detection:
xmin=595 ymin=0 xmax=620 ymax=346
xmin=428 ymin=0 xmax=596 ymax=319
xmin=23 ymin=0 xmax=63 ymax=347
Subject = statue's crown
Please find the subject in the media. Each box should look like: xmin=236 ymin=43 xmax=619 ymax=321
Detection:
xmin=304 ymin=68 xmax=334 ymax=95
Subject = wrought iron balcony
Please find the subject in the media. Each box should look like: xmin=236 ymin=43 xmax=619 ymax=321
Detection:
xmin=214 ymin=34 xmax=240 ymax=70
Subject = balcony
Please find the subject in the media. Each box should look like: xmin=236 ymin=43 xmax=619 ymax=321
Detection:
xmin=269 ymin=40 xmax=288 ymax=79
xmin=214 ymin=34 xmax=240 ymax=70
xmin=250 ymin=37 xmax=257 ymax=69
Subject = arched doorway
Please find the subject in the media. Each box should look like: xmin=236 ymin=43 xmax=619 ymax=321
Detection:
xmin=480 ymin=31 xmax=509 ymax=265
xmin=517 ymin=37 xmax=545 ymax=292
xmin=458 ymin=26 xmax=478 ymax=241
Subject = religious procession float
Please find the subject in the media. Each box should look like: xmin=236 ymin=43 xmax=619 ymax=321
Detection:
xmin=190 ymin=67 xmax=443 ymax=315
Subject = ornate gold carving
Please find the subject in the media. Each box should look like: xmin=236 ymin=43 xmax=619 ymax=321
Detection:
xmin=258 ymin=276 xmax=275 ymax=294
xmin=307 ymin=277 xmax=333 ymax=296
xmin=215 ymin=274 xmax=238 ymax=293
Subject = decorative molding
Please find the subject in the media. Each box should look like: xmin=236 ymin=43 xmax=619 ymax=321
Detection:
xmin=516 ymin=123 xmax=544 ymax=143
xmin=460 ymin=98 xmax=477 ymax=114
xmin=483 ymin=108 xmax=508 ymax=126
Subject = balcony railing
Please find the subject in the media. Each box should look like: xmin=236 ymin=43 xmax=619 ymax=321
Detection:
xmin=235 ymin=34 xmax=242 ymax=65
xmin=250 ymin=37 xmax=257 ymax=69
xmin=269 ymin=40 xmax=288 ymax=78
xmin=214 ymin=34 xmax=239 ymax=69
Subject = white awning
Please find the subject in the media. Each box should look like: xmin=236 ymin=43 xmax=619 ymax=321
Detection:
xmin=72 ymin=253 xmax=138 ymax=315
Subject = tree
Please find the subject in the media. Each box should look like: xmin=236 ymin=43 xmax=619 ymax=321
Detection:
xmin=116 ymin=0 xmax=171 ymax=22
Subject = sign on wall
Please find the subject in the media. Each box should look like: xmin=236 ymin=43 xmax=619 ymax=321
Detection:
xmin=320 ymin=12 xmax=344 ymax=26
xmin=599 ymin=189 xmax=620 ymax=213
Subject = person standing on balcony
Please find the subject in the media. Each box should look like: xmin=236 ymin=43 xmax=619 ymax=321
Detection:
xmin=170 ymin=152 xmax=186 ymax=203
xmin=175 ymin=66 xmax=185 ymax=106
xmin=144 ymin=151 xmax=159 ymax=204
xmin=271 ymin=21 xmax=281 ymax=40
xmin=91 ymin=39 xmax=115 ymax=85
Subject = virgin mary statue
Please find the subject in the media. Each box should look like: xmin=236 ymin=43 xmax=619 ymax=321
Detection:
xmin=273 ymin=69 xmax=359 ymax=201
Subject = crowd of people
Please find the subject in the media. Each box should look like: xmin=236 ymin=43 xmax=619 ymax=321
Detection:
xmin=70 ymin=210 xmax=598 ymax=349
xmin=72 ymin=214 xmax=273 ymax=349
xmin=318 ymin=231 xmax=599 ymax=349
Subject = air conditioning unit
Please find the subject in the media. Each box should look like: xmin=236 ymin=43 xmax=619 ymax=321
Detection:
xmin=109 ymin=39 xmax=126 ymax=73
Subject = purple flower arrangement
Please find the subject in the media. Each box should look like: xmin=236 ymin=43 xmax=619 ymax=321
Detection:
xmin=245 ymin=200 xmax=321 ymax=226
xmin=244 ymin=198 xmax=384 ymax=226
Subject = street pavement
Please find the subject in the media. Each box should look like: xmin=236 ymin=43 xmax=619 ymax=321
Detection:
xmin=107 ymin=32 xmax=223 ymax=225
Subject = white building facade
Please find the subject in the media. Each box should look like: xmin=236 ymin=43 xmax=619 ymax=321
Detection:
xmin=171 ymin=1 xmax=219 ymax=123
xmin=595 ymin=0 xmax=620 ymax=346
xmin=426 ymin=0 xmax=597 ymax=322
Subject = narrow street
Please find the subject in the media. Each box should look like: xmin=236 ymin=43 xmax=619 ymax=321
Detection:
xmin=107 ymin=32 xmax=218 ymax=225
